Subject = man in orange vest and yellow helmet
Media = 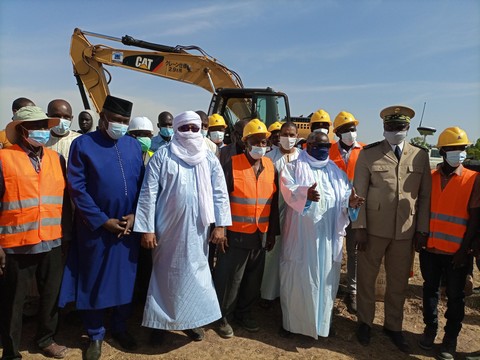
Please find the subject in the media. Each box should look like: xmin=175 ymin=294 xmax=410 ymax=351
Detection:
xmin=0 ymin=106 xmax=69 ymax=359
xmin=330 ymin=111 xmax=365 ymax=314
xmin=417 ymin=127 xmax=480 ymax=360
xmin=214 ymin=119 xmax=279 ymax=338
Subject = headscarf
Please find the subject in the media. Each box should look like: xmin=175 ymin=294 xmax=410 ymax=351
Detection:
xmin=79 ymin=110 xmax=99 ymax=133
xmin=170 ymin=111 xmax=214 ymax=226
xmin=295 ymin=149 xmax=351 ymax=262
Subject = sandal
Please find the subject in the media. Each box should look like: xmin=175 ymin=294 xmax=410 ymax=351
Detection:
xmin=42 ymin=342 xmax=68 ymax=359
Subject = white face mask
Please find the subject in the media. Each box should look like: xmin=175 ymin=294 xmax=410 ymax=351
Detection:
xmin=51 ymin=118 xmax=72 ymax=136
xmin=314 ymin=128 xmax=329 ymax=135
xmin=209 ymin=131 xmax=225 ymax=144
xmin=106 ymin=122 xmax=128 ymax=140
xmin=445 ymin=150 xmax=467 ymax=167
xmin=279 ymin=136 xmax=297 ymax=150
xmin=383 ymin=130 xmax=408 ymax=145
xmin=201 ymin=129 xmax=208 ymax=137
xmin=249 ymin=145 xmax=267 ymax=159
xmin=340 ymin=131 xmax=357 ymax=147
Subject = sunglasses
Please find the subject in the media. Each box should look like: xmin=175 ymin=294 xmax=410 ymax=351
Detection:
xmin=310 ymin=143 xmax=331 ymax=149
xmin=178 ymin=124 xmax=200 ymax=133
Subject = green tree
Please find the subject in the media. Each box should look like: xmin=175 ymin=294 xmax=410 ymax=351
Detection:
xmin=410 ymin=136 xmax=433 ymax=149
xmin=466 ymin=138 xmax=480 ymax=160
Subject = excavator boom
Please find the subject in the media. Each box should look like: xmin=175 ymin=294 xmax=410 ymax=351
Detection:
xmin=71 ymin=28 xmax=243 ymax=113
xmin=70 ymin=28 xmax=292 ymax=138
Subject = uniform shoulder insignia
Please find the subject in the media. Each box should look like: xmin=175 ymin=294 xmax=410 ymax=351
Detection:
xmin=411 ymin=143 xmax=429 ymax=152
xmin=363 ymin=140 xmax=382 ymax=149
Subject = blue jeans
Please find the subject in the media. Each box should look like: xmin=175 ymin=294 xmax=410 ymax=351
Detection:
xmin=420 ymin=250 xmax=468 ymax=338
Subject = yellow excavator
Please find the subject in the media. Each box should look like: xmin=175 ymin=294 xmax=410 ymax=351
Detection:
xmin=70 ymin=28 xmax=311 ymax=139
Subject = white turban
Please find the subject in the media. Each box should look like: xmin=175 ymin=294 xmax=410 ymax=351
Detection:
xmin=170 ymin=111 xmax=214 ymax=226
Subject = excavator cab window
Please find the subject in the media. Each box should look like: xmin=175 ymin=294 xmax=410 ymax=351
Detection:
xmin=256 ymin=95 xmax=288 ymax=128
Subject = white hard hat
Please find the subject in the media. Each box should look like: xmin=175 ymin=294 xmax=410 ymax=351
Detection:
xmin=128 ymin=116 xmax=154 ymax=133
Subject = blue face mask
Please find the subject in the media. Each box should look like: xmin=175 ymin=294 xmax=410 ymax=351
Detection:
xmin=51 ymin=118 xmax=71 ymax=136
xmin=28 ymin=130 xmax=50 ymax=145
xmin=309 ymin=146 xmax=330 ymax=161
xmin=159 ymin=127 xmax=174 ymax=138
xmin=106 ymin=122 xmax=128 ymax=140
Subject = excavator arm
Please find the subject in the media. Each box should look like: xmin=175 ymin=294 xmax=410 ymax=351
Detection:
xmin=71 ymin=28 xmax=243 ymax=113
xmin=70 ymin=28 xmax=292 ymax=137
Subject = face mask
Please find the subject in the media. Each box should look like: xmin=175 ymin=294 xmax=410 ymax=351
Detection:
xmin=279 ymin=136 xmax=296 ymax=150
xmin=201 ymin=129 xmax=208 ymax=137
xmin=309 ymin=146 xmax=330 ymax=161
xmin=27 ymin=130 xmax=50 ymax=146
xmin=51 ymin=118 xmax=71 ymax=136
xmin=209 ymin=131 xmax=225 ymax=144
xmin=340 ymin=131 xmax=357 ymax=147
xmin=137 ymin=137 xmax=152 ymax=152
xmin=314 ymin=128 xmax=329 ymax=135
xmin=106 ymin=122 xmax=128 ymax=140
xmin=445 ymin=150 xmax=467 ymax=167
xmin=160 ymin=127 xmax=174 ymax=138
xmin=249 ymin=145 xmax=267 ymax=159
xmin=383 ymin=130 xmax=407 ymax=145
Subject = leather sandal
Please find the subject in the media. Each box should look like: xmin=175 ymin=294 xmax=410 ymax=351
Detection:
xmin=42 ymin=342 xmax=68 ymax=359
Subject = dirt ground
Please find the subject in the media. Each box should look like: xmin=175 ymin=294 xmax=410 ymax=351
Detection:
xmin=13 ymin=253 xmax=480 ymax=360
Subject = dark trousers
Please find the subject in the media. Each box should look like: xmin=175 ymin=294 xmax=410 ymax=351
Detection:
xmin=0 ymin=246 xmax=63 ymax=360
xmin=214 ymin=245 xmax=265 ymax=319
xmin=82 ymin=303 xmax=132 ymax=341
xmin=420 ymin=250 xmax=468 ymax=338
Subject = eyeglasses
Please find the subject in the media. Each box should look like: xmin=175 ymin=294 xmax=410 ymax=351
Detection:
xmin=178 ymin=124 xmax=200 ymax=133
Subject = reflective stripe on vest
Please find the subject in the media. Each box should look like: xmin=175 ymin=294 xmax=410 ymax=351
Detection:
xmin=0 ymin=145 xmax=65 ymax=248
xmin=229 ymin=154 xmax=276 ymax=234
xmin=427 ymin=168 xmax=476 ymax=254
xmin=329 ymin=141 xmax=364 ymax=182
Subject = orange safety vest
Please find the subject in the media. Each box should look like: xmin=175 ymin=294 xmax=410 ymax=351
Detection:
xmin=329 ymin=141 xmax=365 ymax=181
xmin=427 ymin=167 xmax=477 ymax=254
xmin=0 ymin=144 xmax=65 ymax=248
xmin=229 ymin=153 xmax=276 ymax=234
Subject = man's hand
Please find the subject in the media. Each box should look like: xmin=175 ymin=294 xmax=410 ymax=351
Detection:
xmin=210 ymin=227 xmax=228 ymax=254
xmin=413 ymin=231 xmax=428 ymax=253
xmin=103 ymin=218 xmax=126 ymax=236
xmin=264 ymin=234 xmax=276 ymax=252
xmin=452 ymin=247 xmax=469 ymax=269
xmin=353 ymin=228 xmax=368 ymax=252
xmin=307 ymin=182 xmax=320 ymax=202
xmin=0 ymin=247 xmax=6 ymax=276
xmin=141 ymin=233 xmax=157 ymax=249
xmin=349 ymin=187 xmax=365 ymax=209
xmin=121 ymin=214 xmax=135 ymax=237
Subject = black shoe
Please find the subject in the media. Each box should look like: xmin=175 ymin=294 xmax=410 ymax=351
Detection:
xmin=383 ymin=328 xmax=411 ymax=353
xmin=356 ymin=323 xmax=371 ymax=346
xmin=344 ymin=293 xmax=357 ymax=314
xmin=183 ymin=327 xmax=205 ymax=341
xmin=438 ymin=334 xmax=457 ymax=360
xmin=85 ymin=340 xmax=102 ymax=360
xmin=112 ymin=331 xmax=138 ymax=351
xmin=328 ymin=326 xmax=337 ymax=338
xmin=418 ymin=325 xmax=437 ymax=351
xmin=149 ymin=329 xmax=166 ymax=347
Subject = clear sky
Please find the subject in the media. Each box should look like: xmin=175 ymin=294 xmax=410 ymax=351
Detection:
xmin=1 ymin=0 xmax=479 ymax=145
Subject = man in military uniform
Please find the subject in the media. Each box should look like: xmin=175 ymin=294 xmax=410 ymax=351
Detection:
xmin=352 ymin=105 xmax=431 ymax=353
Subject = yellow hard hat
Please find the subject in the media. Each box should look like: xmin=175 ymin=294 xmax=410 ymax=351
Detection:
xmin=242 ymin=119 xmax=271 ymax=141
xmin=310 ymin=109 xmax=331 ymax=125
xmin=208 ymin=113 xmax=227 ymax=128
xmin=436 ymin=127 xmax=471 ymax=148
xmin=268 ymin=121 xmax=282 ymax=132
xmin=333 ymin=111 xmax=359 ymax=132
